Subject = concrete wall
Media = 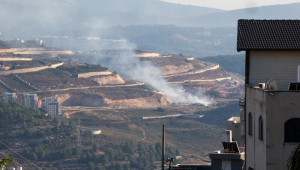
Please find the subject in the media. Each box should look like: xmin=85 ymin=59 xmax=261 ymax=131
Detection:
xmin=0 ymin=62 xmax=63 ymax=75
xmin=136 ymin=53 xmax=160 ymax=57
xmin=227 ymin=117 xmax=243 ymax=147
xmin=249 ymin=51 xmax=300 ymax=90
xmin=13 ymin=50 xmax=73 ymax=57
xmin=246 ymin=86 xmax=267 ymax=170
xmin=14 ymin=74 xmax=39 ymax=91
xmin=77 ymin=71 xmax=112 ymax=78
xmin=0 ymin=57 xmax=32 ymax=61
xmin=265 ymin=90 xmax=300 ymax=170
xmin=0 ymin=48 xmax=45 ymax=53
xmin=246 ymin=86 xmax=300 ymax=170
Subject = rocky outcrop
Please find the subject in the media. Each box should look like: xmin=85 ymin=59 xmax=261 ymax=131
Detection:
xmin=92 ymin=74 xmax=125 ymax=85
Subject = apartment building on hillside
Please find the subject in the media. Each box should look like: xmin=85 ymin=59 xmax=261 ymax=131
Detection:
xmin=237 ymin=19 xmax=300 ymax=170
xmin=41 ymin=97 xmax=62 ymax=116
xmin=3 ymin=92 xmax=17 ymax=102
xmin=23 ymin=93 xmax=38 ymax=109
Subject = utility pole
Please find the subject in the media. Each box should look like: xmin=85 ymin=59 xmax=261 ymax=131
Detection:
xmin=162 ymin=125 xmax=165 ymax=170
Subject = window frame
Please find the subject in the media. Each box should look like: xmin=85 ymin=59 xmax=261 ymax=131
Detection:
xmin=248 ymin=112 xmax=253 ymax=136
xmin=258 ymin=116 xmax=263 ymax=141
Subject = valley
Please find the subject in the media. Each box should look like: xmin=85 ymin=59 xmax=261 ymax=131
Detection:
xmin=0 ymin=41 xmax=244 ymax=169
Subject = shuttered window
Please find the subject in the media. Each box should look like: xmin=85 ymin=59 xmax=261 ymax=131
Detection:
xmin=259 ymin=116 xmax=263 ymax=141
xmin=248 ymin=113 xmax=253 ymax=136
xmin=285 ymin=118 xmax=300 ymax=142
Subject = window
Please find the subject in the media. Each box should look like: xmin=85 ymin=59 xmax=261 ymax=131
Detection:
xmin=285 ymin=118 xmax=300 ymax=142
xmin=298 ymin=65 xmax=300 ymax=82
xmin=259 ymin=116 xmax=263 ymax=141
xmin=248 ymin=112 xmax=253 ymax=136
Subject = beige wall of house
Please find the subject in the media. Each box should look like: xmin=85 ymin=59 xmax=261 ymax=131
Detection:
xmin=246 ymin=86 xmax=267 ymax=170
xmin=249 ymin=51 xmax=300 ymax=90
xmin=246 ymin=86 xmax=300 ymax=170
xmin=265 ymin=90 xmax=300 ymax=170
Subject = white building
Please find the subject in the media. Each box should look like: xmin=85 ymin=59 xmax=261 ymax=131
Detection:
xmin=237 ymin=19 xmax=300 ymax=170
xmin=3 ymin=92 xmax=17 ymax=102
xmin=42 ymin=97 xmax=62 ymax=116
xmin=23 ymin=93 xmax=38 ymax=109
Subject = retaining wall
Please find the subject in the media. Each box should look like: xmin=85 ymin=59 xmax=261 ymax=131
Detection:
xmin=77 ymin=71 xmax=112 ymax=78
xmin=0 ymin=80 xmax=17 ymax=92
xmin=0 ymin=62 xmax=63 ymax=75
xmin=14 ymin=74 xmax=39 ymax=91
xmin=0 ymin=58 xmax=33 ymax=61
xmin=0 ymin=48 xmax=45 ymax=53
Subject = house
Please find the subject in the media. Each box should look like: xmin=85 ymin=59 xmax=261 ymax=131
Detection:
xmin=237 ymin=19 xmax=300 ymax=170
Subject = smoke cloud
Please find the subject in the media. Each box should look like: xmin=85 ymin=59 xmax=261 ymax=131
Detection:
xmin=0 ymin=0 xmax=214 ymax=106
xmin=86 ymin=41 xmax=214 ymax=106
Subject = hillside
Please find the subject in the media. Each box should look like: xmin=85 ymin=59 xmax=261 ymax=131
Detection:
xmin=200 ymin=54 xmax=245 ymax=76
xmin=180 ymin=3 xmax=300 ymax=27
xmin=0 ymin=42 xmax=245 ymax=107
xmin=0 ymin=43 xmax=245 ymax=169
xmin=0 ymin=98 xmax=240 ymax=170
xmin=0 ymin=0 xmax=222 ymax=40
xmin=39 ymin=25 xmax=238 ymax=57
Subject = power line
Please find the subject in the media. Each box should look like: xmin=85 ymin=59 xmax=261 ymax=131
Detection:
xmin=0 ymin=140 xmax=42 ymax=170
xmin=0 ymin=152 xmax=29 ymax=170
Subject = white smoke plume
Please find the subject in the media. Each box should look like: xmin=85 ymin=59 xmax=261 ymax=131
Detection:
xmin=90 ymin=42 xmax=214 ymax=106
xmin=0 ymin=0 xmax=214 ymax=106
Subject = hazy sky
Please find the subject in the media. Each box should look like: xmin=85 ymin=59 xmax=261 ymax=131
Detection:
xmin=160 ymin=0 xmax=300 ymax=10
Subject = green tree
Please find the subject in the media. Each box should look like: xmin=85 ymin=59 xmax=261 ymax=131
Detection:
xmin=93 ymin=142 xmax=99 ymax=153
xmin=89 ymin=161 xmax=95 ymax=170
xmin=287 ymin=144 xmax=300 ymax=170
xmin=115 ymin=163 xmax=123 ymax=170
xmin=124 ymin=163 xmax=130 ymax=170
xmin=0 ymin=157 xmax=13 ymax=170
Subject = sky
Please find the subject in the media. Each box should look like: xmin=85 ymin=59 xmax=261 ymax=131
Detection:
xmin=160 ymin=0 xmax=300 ymax=10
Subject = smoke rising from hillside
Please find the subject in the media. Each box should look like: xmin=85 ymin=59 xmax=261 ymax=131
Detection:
xmin=0 ymin=0 xmax=214 ymax=106
xmin=89 ymin=42 xmax=214 ymax=106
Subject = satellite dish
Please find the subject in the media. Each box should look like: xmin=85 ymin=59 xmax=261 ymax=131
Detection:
xmin=265 ymin=79 xmax=278 ymax=91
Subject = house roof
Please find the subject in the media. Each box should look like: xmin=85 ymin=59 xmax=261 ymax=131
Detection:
xmin=237 ymin=19 xmax=300 ymax=52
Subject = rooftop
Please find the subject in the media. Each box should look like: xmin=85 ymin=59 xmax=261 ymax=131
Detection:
xmin=237 ymin=19 xmax=300 ymax=52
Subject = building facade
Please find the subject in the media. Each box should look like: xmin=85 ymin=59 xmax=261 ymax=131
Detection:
xmin=237 ymin=19 xmax=300 ymax=170
xmin=3 ymin=92 xmax=17 ymax=102
xmin=42 ymin=97 xmax=62 ymax=116
xmin=23 ymin=93 xmax=38 ymax=109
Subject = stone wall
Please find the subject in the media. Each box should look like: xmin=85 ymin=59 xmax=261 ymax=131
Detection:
xmin=0 ymin=62 xmax=63 ymax=75
xmin=0 ymin=48 xmax=45 ymax=53
xmin=77 ymin=71 xmax=112 ymax=78
xmin=0 ymin=57 xmax=33 ymax=61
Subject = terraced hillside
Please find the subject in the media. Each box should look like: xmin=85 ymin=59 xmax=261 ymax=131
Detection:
xmin=139 ymin=55 xmax=206 ymax=75
xmin=18 ymin=68 xmax=99 ymax=90
xmin=0 ymin=74 xmax=35 ymax=92
xmin=135 ymin=52 xmax=244 ymax=99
